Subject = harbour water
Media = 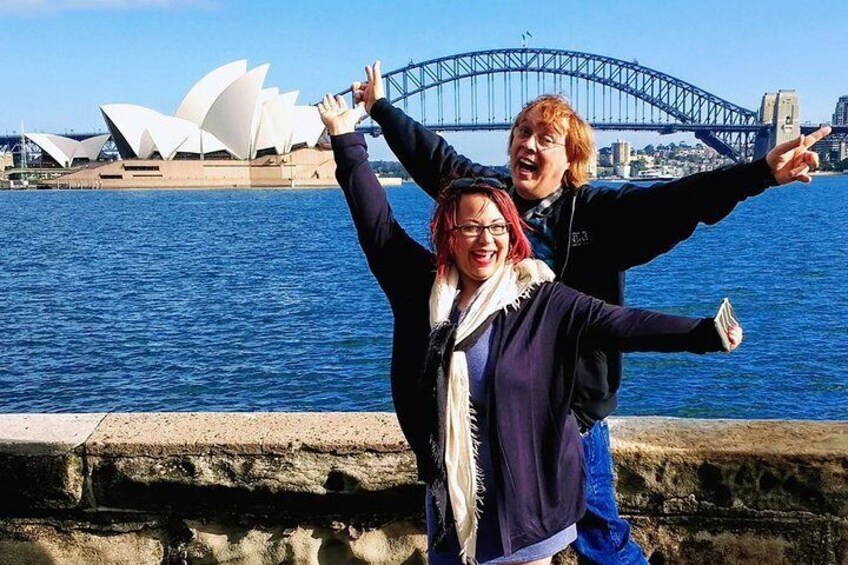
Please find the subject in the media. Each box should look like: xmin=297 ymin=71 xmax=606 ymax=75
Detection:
xmin=1 ymin=177 xmax=846 ymax=419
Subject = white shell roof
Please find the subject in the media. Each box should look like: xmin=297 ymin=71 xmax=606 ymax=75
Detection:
xmin=255 ymin=90 xmax=299 ymax=154
xmin=175 ymin=60 xmax=248 ymax=126
xmin=290 ymin=105 xmax=325 ymax=148
xmin=25 ymin=133 xmax=77 ymax=167
xmin=25 ymin=133 xmax=110 ymax=167
xmin=201 ymin=64 xmax=269 ymax=160
xmin=100 ymin=61 xmax=325 ymax=161
xmin=101 ymin=104 xmax=164 ymax=158
xmin=77 ymin=134 xmax=110 ymax=160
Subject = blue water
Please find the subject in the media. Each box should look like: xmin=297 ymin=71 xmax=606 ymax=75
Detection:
xmin=0 ymin=178 xmax=846 ymax=419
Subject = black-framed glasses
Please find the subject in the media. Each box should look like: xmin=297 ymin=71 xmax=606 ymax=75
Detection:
xmin=446 ymin=177 xmax=508 ymax=191
xmin=453 ymin=223 xmax=511 ymax=238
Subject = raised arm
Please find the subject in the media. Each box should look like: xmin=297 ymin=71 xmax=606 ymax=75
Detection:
xmin=594 ymin=127 xmax=831 ymax=270
xmin=353 ymin=61 xmax=507 ymax=199
xmin=319 ymin=94 xmax=434 ymax=305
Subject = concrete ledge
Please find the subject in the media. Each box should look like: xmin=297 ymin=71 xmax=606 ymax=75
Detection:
xmin=0 ymin=414 xmax=105 ymax=510
xmin=0 ymin=413 xmax=845 ymax=564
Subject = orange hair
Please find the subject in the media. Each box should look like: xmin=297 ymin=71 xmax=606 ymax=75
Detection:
xmin=508 ymin=95 xmax=596 ymax=188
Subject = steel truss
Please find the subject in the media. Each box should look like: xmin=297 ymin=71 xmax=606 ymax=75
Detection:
xmin=352 ymin=48 xmax=765 ymax=161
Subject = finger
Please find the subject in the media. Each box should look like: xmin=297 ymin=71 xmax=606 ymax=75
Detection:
xmin=797 ymin=173 xmax=813 ymax=183
xmin=374 ymin=60 xmax=382 ymax=79
xmin=350 ymin=81 xmax=361 ymax=94
xmin=789 ymin=163 xmax=809 ymax=176
xmin=335 ymin=94 xmax=347 ymax=110
xmin=365 ymin=64 xmax=374 ymax=84
xmin=805 ymin=150 xmax=820 ymax=171
xmin=771 ymin=135 xmax=804 ymax=155
xmin=803 ymin=126 xmax=832 ymax=147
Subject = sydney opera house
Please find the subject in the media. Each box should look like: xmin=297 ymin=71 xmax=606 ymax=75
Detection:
xmin=40 ymin=60 xmax=353 ymax=189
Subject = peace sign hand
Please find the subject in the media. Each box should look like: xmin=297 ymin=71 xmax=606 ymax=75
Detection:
xmin=766 ymin=126 xmax=832 ymax=184
xmin=317 ymin=94 xmax=365 ymax=136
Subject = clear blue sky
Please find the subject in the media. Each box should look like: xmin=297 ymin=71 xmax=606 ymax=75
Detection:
xmin=2 ymin=0 xmax=845 ymax=162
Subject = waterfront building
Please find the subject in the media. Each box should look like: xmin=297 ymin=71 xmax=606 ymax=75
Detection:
xmin=101 ymin=60 xmax=324 ymax=162
xmin=23 ymin=133 xmax=110 ymax=168
xmin=1 ymin=152 xmax=12 ymax=171
xmin=833 ymin=95 xmax=848 ymax=126
xmin=612 ymin=139 xmax=631 ymax=178
xmin=812 ymin=138 xmax=848 ymax=164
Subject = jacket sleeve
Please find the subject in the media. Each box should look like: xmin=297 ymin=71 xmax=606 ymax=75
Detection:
xmin=589 ymin=159 xmax=778 ymax=270
xmin=369 ymin=98 xmax=508 ymax=199
xmin=331 ymin=133 xmax=434 ymax=306
xmin=554 ymin=284 xmax=725 ymax=353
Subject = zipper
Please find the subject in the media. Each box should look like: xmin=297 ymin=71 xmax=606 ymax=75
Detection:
xmin=559 ymin=192 xmax=577 ymax=280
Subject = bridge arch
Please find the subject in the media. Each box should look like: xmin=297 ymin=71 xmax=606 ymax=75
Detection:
xmin=355 ymin=48 xmax=763 ymax=161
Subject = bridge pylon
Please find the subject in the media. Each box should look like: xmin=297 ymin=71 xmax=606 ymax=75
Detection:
xmin=754 ymin=90 xmax=800 ymax=159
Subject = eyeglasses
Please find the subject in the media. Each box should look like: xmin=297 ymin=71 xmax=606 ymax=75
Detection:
xmin=512 ymin=125 xmax=565 ymax=151
xmin=446 ymin=177 xmax=508 ymax=191
xmin=453 ymin=223 xmax=511 ymax=238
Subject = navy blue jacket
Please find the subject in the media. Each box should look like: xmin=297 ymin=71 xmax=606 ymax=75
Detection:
xmin=332 ymin=132 xmax=724 ymax=554
xmin=370 ymin=98 xmax=777 ymax=424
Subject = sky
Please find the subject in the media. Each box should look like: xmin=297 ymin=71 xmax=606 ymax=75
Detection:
xmin=1 ymin=0 xmax=846 ymax=163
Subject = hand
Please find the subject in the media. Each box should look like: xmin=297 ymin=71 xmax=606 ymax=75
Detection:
xmin=726 ymin=323 xmax=743 ymax=352
xmin=351 ymin=60 xmax=385 ymax=114
xmin=317 ymin=94 xmax=364 ymax=136
xmin=766 ymin=126 xmax=831 ymax=184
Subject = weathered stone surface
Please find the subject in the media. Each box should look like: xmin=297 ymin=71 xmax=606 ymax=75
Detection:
xmin=2 ymin=414 xmax=847 ymax=563
xmin=0 ymin=519 xmax=164 ymax=565
xmin=0 ymin=414 xmax=106 ymax=456
xmin=86 ymin=412 xmax=418 ymax=510
xmin=0 ymin=414 xmax=105 ymax=510
xmin=609 ymin=418 xmax=848 ymax=517
xmin=184 ymin=520 xmax=427 ymax=565
xmin=627 ymin=514 xmax=841 ymax=565
xmin=0 ymin=452 xmax=85 ymax=510
xmin=86 ymin=412 xmax=409 ymax=456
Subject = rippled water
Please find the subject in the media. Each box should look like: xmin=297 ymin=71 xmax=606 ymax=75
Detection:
xmin=1 ymin=177 xmax=846 ymax=418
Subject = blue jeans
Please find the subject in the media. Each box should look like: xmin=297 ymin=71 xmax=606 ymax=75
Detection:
xmin=572 ymin=420 xmax=648 ymax=564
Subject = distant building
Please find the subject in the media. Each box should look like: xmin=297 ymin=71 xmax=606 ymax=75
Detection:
xmin=612 ymin=139 xmax=631 ymax=178
xmin=0 ymin=152 xmax=12 ymax=171
xmin=101 ymin=60 xmax=324 ymax=162
xmin=612 ymin=139 xmax=631 ymax=166
xmin=812 ymin=138 xmax=848 ymax=164
xmin=23 ymin=133 xmax=110 ymax=168
xmin=833 ymin=95 xmax=848 ymax=126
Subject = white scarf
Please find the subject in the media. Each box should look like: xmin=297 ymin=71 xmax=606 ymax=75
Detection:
xmin=429 ymin=258 xmax=555 ymax=563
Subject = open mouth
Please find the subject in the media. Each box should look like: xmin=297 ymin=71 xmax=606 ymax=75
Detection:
xmin=516 ymin=158 xmax=538 ymax=173
xmin=471 ymin=250 xmax=496 ymax=266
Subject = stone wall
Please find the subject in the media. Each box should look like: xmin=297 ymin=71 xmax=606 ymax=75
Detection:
xmin=1 ymin=413 xmax=845 ymax=564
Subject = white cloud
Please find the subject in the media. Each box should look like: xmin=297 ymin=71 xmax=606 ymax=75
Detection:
xmin=0 ymin=0 xmax=216 ymax=14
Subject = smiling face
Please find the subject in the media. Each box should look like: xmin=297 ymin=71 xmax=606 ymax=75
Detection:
xmin=509 ymin=107 xmax=570 ymax=200
xmin=451 ymin=193 xmax=510 ymax=294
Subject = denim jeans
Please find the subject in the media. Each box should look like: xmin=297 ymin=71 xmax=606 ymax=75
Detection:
xmin=572 ymin=420 xmax=648 ymax=564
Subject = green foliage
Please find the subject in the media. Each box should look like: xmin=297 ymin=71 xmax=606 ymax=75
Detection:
xmin=369 ymin=161 xmax=411 ymax=180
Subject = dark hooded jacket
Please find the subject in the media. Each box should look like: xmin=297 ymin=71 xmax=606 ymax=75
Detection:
xmin=369 ymin=98 xmax=777 ymax=425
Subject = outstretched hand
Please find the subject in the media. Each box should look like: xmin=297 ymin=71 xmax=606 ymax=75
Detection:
xmin=352 ymin=60 xmax=385 ymax=114
xmin=766 ymin=126 xmax=831 ymax=184
xmin=726 ymin=324 xmax=743 ymax=352
xmin=318 ymin=94 xmax=364 ymax=136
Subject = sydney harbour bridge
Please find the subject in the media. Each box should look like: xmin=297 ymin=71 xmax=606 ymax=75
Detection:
xmin=3 ymin=48 xmax=846 ymax=163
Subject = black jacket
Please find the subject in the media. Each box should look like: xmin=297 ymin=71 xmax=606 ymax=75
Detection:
xmin=370 ymin=98 xmax=777 ymax=424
